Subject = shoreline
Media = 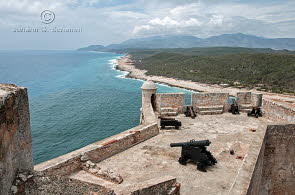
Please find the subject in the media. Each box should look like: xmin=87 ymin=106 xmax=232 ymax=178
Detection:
xmin=115 ymin=55 xmax=256 ymax=94
xmin=116 ymin=54 xmax=295 ymax=109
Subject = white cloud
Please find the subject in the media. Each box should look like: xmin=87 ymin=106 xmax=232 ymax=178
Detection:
xmin=0 ymin=0 xmax=295 ymax=49
xmin=131 ymin=1 xmax=295 ymax=38
xmin=209 ymin=15 xmax=224 ymax=26
xmin=133 ymin=16 xmax=202 ymax=36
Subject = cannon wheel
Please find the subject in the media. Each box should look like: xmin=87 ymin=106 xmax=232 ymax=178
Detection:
xmin=197 ymin=162 xmax=207 ymax=172
xmin=231 ymin=109 xmax=235 ymax=115
xmin=179 ymin=157 xmax=187 ymax=165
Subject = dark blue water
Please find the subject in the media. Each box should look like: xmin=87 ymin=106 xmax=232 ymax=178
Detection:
xmin=0 ymin=50 xmax=192 ymax=164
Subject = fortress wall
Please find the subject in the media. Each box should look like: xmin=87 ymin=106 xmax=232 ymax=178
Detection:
xmin=35 ymin=123 xmax=159 ymax=176
xmin=262 ymin=99 xmax=295 ymax=122
xmin=119 ymin=176 xmax=180 ymax=195
xmin=191 ymin=92 xmax=229 ymax=111
xmin=251 ymin=93 xmax=263 ymax=107
xmin=236 ymin=92 xmax=262 ymax=107
xmin=237 ymin=92 xmax=252 ymax=104
xmin=229 ymin=124 xmax=295 ymax=195
xmin=155 ymin=93 xmax=185 ymax=113
xmin=259 ymin=124 xmax=295 ymax=194
xmin=17 ymin=173 xmax=115 ymax=195
xmin=0 ymin=84 xmax=33 ymax=195
xmin=228 ymin=124 xmax=267 ymax=195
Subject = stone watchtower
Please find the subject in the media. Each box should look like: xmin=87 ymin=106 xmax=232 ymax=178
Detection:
xmin=140 ymin=80 xmax=157 ymax=125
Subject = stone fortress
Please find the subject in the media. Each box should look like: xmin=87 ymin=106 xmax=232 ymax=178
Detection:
xmin=0 ymin=81 xmax=295 ymax=195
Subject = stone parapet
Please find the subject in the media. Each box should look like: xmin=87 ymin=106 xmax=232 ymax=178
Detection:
xmin=155 ymin=93 xmax=185 ymax=114
xmin=118 ymin=175 xmax=180 ymax=195
xmin=229 ymin=124 xmax=295 ymax=195
xmin=192 ymin=92 xmax=229 ymax=112
xmin=263 ymin=99 xmax=295 ymax=122
xmin=35 ymin=123 xmax=159 ymax=176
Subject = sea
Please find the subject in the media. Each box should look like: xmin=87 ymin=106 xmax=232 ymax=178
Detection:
xmin=0 ymin=50 xmax=193 ymax=164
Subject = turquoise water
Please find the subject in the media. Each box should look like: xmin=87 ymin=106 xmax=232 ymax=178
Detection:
xmin=0 ymin=50 xmax=192 ymax=164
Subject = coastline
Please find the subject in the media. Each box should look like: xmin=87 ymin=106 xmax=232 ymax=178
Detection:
xmin=116 ymin=55 xmax=256 ymax=94
xmin=116 ymin=54 xmax=295 ymax=109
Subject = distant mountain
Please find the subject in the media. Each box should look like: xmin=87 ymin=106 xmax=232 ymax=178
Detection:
xmin=77 ymin=45 xmax=105 ymax=51
xmin=78 ymin=33 xmax=295 ymax=51
xmin=198 ymin=33 xmax=295 ymax=50
xmin=118 ymin=35 xmax=202 ymax=49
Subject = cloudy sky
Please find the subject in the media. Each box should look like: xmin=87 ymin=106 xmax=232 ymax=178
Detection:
xmin=1 ymin=0 xmax=295 ymax=50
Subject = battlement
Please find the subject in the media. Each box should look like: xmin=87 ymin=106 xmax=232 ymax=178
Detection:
xmin=1 ymin=82 xmax=295 ymax=195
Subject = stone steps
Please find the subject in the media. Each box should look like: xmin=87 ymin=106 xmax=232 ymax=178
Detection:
xmin=199 ymin=110 xmax=223 ymax=115
xmin=198 ymin=105 xmax=224 ymax=111
xmin=160 ymin=107 xmax=178 ymax=116
xmin=239 ymin=104 xmax=252 ymax=109
xmin=239 ymin=104 xmax=253 ymax=113
xmin=160 ymin=107 xmax=178 ymax=113
xmin=161 ymin=112 xmax=178 ymax=116
xmin=240 ymin=109 xmax=252 ymax=113
xmin=197 ymin=105 xmax=224 ymax=115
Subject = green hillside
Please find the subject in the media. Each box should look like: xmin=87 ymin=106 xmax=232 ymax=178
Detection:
xmin=124 ymin=47 xmax=295 ymax=93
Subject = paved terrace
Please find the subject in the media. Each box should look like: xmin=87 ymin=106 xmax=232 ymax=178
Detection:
xmin=69 ymin=113 xmax=271 ymax=195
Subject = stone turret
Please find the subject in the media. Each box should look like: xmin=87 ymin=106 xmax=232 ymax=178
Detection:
xmin=140 ymin=80 xmax=157 ymax=124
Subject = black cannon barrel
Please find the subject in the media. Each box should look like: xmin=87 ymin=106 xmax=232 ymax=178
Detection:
xmin=170 ymin=140 xmax=211 ymax=147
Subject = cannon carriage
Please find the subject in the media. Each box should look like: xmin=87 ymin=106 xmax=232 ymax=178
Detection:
xmin=170 ymin=139 xmax=217 ymax=172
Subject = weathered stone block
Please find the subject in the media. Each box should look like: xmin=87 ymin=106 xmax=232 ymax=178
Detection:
xmin=191 ymin=92 xmax=229 ymax=112
xmin=156 ymin=93 xmax=185 ymax=113
xmin=262 ymin=99 xmax=295 ymax=122
xmin=0 ymin=84 xmax=33 ymax=195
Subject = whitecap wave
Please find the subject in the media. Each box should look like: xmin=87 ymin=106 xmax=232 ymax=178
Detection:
xmin=108 ymin=59 xmax=119 ymax=70
xmin=108 ymin=57 xmax=131 ymax=79
xmin=108 ymin=57 xmax=193 ymax=92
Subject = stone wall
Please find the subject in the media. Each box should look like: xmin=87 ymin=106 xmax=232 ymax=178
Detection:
xmin=35 ymin=123 xmax=159 ymax=176
xmin=155 ymin=93 xmax=185 ymax=113
xmin=262 ymin=99 xmax=295 ymax=122
xmin=191 ymin=92 xmax=229 ymax=111
xmin=229 ymin=124 xmax=295 ymax=195
xmin=236 ymin=92 xmax=263 ymax=107
xmin=259 ymin=124 xmax=295 ymax=194
xmin=0 ymin=84 xmax=33 ymax=195
xmin=119 ymin=176 xmax=180 ymax=195
xmin=237 ymin=92 xmax=252 ymax=104
xmin=251 ymin=93 xmax=263 ymax=107
xmin=245 ymin=126 xmax=267 ymax=195
xmin=228 ymin=124 xmax=267 ymax=195
xmin=16 ymin=172 xmax=115 ymax=195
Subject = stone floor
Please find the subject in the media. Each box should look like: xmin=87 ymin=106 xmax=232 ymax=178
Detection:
xmin=69 ymin=113 xmax=272 ymax=195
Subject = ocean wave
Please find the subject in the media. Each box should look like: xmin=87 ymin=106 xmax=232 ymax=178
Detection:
xmin=108 ymin=58 xmax=131 ymax=79
xmin=108 ymin=57 xmax=193 ymax=92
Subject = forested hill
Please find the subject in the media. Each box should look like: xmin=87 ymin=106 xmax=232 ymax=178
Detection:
xmin=121 ymin=47 xmax=295 ymax=93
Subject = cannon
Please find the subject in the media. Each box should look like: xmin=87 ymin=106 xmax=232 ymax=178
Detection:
xmin=248 ymin=106 xmax=262 ymax=118
xmin=170 ymin=139 xmax=217 ymax=172
xmin=160 ymin=118 xmax=181 ymax=129
xmin=184 ymin=106 xmax=196 ymax=119
xmin=229 ymin=99 xmax=239 ymax=115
